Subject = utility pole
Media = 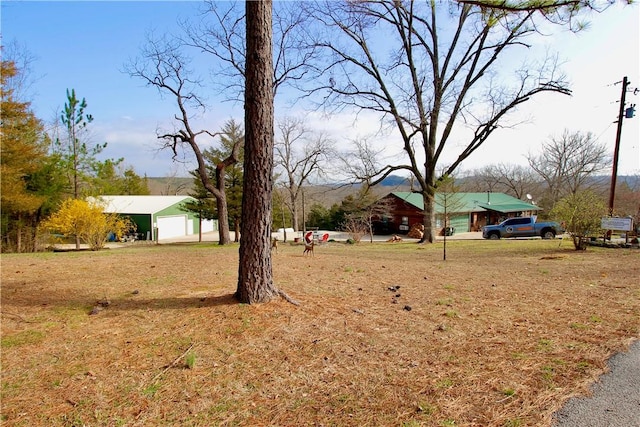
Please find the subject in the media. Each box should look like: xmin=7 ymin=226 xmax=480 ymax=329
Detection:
xmin=608 ymin=76 xmax=630 ymax=216
xmin=302 ymin=188 xmax=306 ymax=234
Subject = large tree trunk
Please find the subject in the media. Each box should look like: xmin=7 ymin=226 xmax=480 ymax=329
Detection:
xmin=233 ymin=218 xmax=240 ymax=242
xmin=422 ymin=190 xmax=436 ymax=244
xmin=292 ymin=206 xmax=299 ymax=232
xmin=215 ymin=193 xmax=231 ymax=245
xmin=290 ymin=192 xmax=299 ymax=232
xmin=16 ymin=215 xmax=22 ymax=253
xmin=215 ymin=166 xmax=232 ymax=245
xmin=236 ymin=0 xmax=278 ymax=304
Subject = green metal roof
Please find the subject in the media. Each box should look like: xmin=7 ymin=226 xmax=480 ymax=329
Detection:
xmin=391 ymin=192 xmax=541 ymax=214
xmin=475 ymin=202 xmax=541 ymax=213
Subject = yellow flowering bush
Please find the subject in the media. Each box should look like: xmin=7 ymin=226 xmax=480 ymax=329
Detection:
xmin=40 ymin=198 xmax=135 ymax=250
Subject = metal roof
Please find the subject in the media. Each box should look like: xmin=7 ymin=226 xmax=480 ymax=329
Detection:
xmin=475 ymin=202 xmax=542 ymax=213
xmin=391 ymin=192 xmax=541 ymax=213
xmin=95 ymin=195 xmax=195 ymax=215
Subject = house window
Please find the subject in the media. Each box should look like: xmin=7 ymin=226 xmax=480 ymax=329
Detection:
xmin=399 ymin=216 xmax=409 ymax=231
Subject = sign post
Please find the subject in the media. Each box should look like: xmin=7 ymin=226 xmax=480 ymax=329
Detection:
xmin=601 ymin=217 xmax=634 ymax=244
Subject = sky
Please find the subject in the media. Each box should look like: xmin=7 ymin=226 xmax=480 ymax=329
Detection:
xmin=2 ymin=1 xmax=639 ymax=179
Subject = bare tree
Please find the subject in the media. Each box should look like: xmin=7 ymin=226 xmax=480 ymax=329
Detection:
xmin=181 ymin=1 xmax=319 ymax=99
xmin=463 ymin=163 xmax=542 ymax=199
xmin=160 ymin=174 xmax=190 ymax=196
xmin=274 ymin=116 xmax=332 ymax=231
xmin=306 ymin=1 xmax=571 ymax=243
xmin=337 ymin=137 xmax=388 ymax=186
xmin=2 ymin=41 xmax=39 ymax=104
xmin=613 ymin=176 xmax=640 ymax=225
xmin=341 ymin=215 xmax=369 ymax=243
xmin=527 ymin=129 xmax=609 ymax=210
xmin=460 ymin=165 xmax=503 ymax=193
xmin=493 ymin=163 xmax=542 ymax=199
xmin=126 ymin=37 xmax=239 ymax=245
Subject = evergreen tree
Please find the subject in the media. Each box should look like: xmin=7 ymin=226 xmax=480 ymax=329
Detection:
xmin=306 ymin=203 xmax=332 ymax=230
xmin=0 ymin=59 xmax=55 ymax=252
xmin=205 ymin=120 xmax=244 ymax=242
xmin=54 ymin=89 xmax=106 ymax=199
xmin=53 ymin=89 xmax=133 ymax=248
xmin=183 ymin=119 xmax=244 ymax=242
xmin=184 ymin=169 xmax=218 ymax=242
xmin=92 ymin=160 xmax=150 ymax=195
xmin=121 ymin=168 xmax=151 ymax=196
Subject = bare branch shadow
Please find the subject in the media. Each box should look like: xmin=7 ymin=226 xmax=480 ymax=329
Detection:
xmin=1 ymin=283 xmax=238 ymax=312
xmin=109 ymin=293 xmax=238 ymax=311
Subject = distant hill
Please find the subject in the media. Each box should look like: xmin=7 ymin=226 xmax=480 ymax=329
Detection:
xmin=380 ymin=175 xmax=411 ymax=186
xmin=145 ymin=177 xmax=397 ymax=208
xmin=146 ymin=174 xmax=637 ymax=207
xmin=146 ymin=174 xmax=412 ymax=197
xmin=147 ymin=177 xmax=194 ymax=195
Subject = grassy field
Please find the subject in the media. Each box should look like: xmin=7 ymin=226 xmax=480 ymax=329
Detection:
xmin=1 ymin=239 xmax=638 ymax=426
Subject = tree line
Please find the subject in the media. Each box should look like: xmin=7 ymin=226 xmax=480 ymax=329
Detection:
xmin=183 ymin=117 xmax=638 ymax=240
xmin=1 ymin=58 xmax=150 ymax=253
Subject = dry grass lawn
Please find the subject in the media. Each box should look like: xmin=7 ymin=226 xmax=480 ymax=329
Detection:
xmin=1 ymin=239 xmax=639 ymax=427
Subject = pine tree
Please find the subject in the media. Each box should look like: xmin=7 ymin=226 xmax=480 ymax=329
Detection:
xmin=55 ymin=89 xmax=106 ymax=199
xmin=237 ymin=0 xmax=280 ymax=303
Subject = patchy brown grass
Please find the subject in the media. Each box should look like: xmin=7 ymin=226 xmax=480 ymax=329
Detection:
xmin=1 ymin=240 xmax=638 ymax=427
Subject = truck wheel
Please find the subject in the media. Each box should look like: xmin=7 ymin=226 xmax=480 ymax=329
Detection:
xmin=542 ymin=230 xmax=555 ymax=240
xmin=488 ymin=232 xmax=500 ymax=240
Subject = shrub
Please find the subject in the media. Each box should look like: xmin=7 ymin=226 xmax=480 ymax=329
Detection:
xmin=39 ymin=198 xmax=135 ymax=250
xmin=550 ymin=191 xmax=606 ymax=250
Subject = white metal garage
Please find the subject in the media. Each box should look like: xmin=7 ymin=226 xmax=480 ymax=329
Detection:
xmin=97 ymin=195 xmax=205 ymax=241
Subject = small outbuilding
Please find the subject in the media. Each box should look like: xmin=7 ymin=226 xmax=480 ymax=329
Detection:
xmin=373 ymin=192 xmax=542 ymax=235
xmin=97 ymin=195 xmax=217 ymax=241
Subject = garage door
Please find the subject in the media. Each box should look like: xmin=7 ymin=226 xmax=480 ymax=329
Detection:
xmin=449 ymin=214 xmax=470 ymax=233
xmin=156 ymin=215 xmax=187 ymax=240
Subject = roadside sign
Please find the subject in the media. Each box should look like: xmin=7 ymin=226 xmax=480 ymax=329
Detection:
xmin=601 ymin=217 xmax=633 ymax=231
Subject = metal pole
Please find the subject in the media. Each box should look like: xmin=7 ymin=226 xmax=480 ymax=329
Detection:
xmin=608 ymin=76 xmax=629 ymax=215
xmin=281 ymin=193 xmax=287 ymax=242
xmin=302 ymin=189 xmax=306 ymax=234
